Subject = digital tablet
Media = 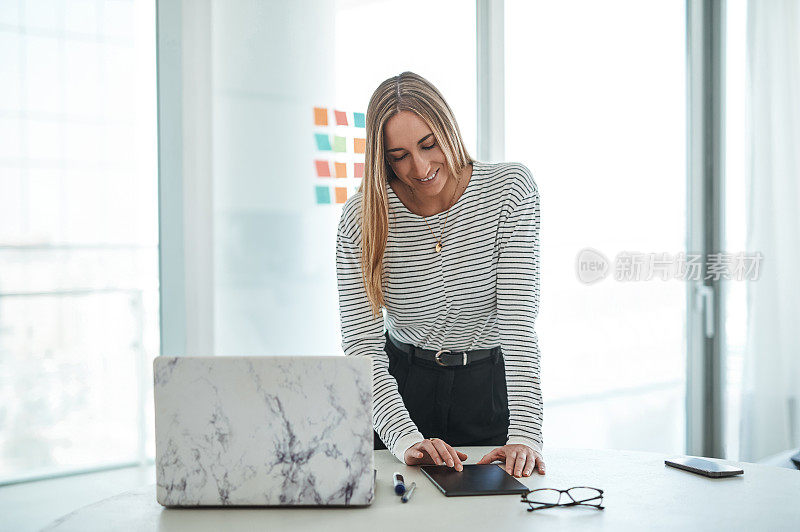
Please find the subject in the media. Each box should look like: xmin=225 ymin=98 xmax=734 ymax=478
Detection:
xmin=420 ymin=464 xmax=530 ymax=497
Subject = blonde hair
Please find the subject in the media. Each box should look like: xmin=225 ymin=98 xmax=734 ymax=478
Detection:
xmin=360 ymin=71 xmax=473 ymax=318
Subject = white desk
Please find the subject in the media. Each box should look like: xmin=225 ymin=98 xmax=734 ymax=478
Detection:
xmin=45 ymin=447 xmax=800 ymax=531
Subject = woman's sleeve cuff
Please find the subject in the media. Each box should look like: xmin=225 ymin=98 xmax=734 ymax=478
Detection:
xmin=506 ymin=435 xmax=543 ymax=456
xmin=391 ymin=431 xmax=426 ymax=463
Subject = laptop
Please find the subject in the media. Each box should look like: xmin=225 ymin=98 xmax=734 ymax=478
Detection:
xmin=153 ymin=356 xmax=374 ymax=506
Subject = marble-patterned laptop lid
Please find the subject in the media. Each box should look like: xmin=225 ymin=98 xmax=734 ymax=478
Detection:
xmin=153 ymin=356 xmax=373 ymax=507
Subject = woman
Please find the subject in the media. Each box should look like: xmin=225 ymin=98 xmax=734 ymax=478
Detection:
xmin=336 ymin=72 xmax=545 ymax=478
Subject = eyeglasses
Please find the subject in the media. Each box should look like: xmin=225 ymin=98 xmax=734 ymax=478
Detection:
xmin=520 ymin=487 xmax=605 ymax=512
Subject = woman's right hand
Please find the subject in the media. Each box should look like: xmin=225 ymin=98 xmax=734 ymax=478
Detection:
xmin=404 ymin=438 xmax=467 ymax=471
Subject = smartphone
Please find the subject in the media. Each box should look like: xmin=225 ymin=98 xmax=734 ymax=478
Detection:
xmin=665 ymin=457 xmax=744 ymax=478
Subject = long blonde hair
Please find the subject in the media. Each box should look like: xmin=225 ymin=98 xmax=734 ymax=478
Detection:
xmin=361 ymin=71 xmax=473 ymax=318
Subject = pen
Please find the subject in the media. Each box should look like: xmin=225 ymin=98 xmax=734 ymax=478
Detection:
xmin=393 ymin=472 xmax=406 ymax=495
xmin=401 ymin=482 xmax=416 ymax=503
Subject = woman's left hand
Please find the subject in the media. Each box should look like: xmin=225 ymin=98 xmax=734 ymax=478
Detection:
xmin=476 ymin=444 xmax=545 ymax=477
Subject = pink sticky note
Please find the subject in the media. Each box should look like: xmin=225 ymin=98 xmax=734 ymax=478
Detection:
xmin=334 ymin=110 xmax=348 ymax=126
xmin=315 ymin=160 xmax=331 ymax=177
xmin=354 ymin=162 xmax=364 ymax=178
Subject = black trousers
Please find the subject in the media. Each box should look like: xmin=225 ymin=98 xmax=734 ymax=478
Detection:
xmin=374 ymin=332 xmax=510 ymax=451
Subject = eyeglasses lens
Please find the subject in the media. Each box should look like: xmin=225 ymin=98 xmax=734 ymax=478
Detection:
xmin=567 ymin=487 xmax=602 ymax=504
xmin=526 ymin=489 xmax=562 ymax=505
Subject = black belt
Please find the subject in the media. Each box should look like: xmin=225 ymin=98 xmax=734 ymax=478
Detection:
xmin=388 ymin=334 xmax=500 ymax=367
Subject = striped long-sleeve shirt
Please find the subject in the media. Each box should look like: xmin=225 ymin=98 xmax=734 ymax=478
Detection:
xmin=336 ymin=160 xmax=543 ymax=463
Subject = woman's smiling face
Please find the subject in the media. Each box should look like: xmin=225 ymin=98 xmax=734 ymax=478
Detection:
xmin=383 ymin=110 xmax=450 ymax=200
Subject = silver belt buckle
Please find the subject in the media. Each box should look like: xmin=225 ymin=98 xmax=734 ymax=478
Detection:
xmin=434 ymin=349 xmax=468 ymax=366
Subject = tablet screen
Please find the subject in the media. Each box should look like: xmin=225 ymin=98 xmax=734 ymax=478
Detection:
xmin=420 ymin=464 xmax=530 ymax=497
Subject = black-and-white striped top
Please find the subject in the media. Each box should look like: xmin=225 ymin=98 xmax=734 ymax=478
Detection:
xmin=336 ymin=160 xmax=543 ymax=463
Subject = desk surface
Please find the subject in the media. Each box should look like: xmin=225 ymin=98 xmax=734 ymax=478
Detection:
xmin=45 ymin=447 xmax=800 ymax=532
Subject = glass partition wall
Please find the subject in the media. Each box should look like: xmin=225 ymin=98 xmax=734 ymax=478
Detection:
xmin=208 ymin=0 xmax=477 ymax=357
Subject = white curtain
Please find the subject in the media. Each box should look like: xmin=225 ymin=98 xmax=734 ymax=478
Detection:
xmin=740 ymin=0 xmax=800 ymax=462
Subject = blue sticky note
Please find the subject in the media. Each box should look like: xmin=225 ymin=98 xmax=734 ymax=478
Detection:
xmin=315 ymin=185 xmax=331 ymax=204
xmin=315 ymin=133 xmax=332 ymax=151
xmin=354 ymin=112 xmax=365 ymax=128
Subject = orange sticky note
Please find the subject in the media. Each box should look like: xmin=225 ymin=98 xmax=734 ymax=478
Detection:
xmin=354 ymin=162 xmax=364 ymax=178
xmin=315 ymin=160 xmax=331 ymax=177
xmin=334 ymin=110 xmax=348 ymax=126
xmin=334 ymin=162 xmax=347 ymax=178
xmin=354 ymin=137 xmax=366 ymax=154
xmin=314 ymin=107 xmax=328 ymax=126
xmin=335 ymin=187 xmax=347 ymax=203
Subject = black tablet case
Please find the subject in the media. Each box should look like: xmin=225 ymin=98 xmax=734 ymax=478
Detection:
xmin=420 ymin=464 xmax=530 ymax=496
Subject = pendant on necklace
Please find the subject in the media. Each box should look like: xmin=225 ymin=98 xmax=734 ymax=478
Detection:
xmin=435 ymin=242 xmax=443 ymax=253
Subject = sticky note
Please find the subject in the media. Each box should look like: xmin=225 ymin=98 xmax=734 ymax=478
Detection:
xmin=335 ymin=187 xmax=347 ymax=204
xmin=314 ymin=107 xmax=328 ymax=126
xmin=354 ymin=162 xmax=364 ymax=178
xmin=315 ymin=160 xmax=331 ymax=177
xmin=334 ymin=110 xmax=348 ymax=126
xmin=333 ymin=136 xmax=346 ymax=152
xmin=315 ymin=185 xmax=331 ymax=204
xmin=315 ymin=133 xmax=332 ymax=151
xmin=335 ymin=162 xmax=347 ymax=178
xmin=353 ymin=112 xmax=365 ymax=128
xmin=354 ymin=137 xmax=366 ymax=154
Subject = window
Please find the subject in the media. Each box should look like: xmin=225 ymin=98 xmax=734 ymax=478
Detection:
xmin=723 ymin=0 xmax=747 ymax=461
xmin=505 ymin=0 xmax=687 ymax=453
xmin=0 ymin=0 xmax=158 ymax=482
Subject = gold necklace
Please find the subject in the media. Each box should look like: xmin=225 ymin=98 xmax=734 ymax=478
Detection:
xmin=411 ymin=174 xmax=461 ymax=253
